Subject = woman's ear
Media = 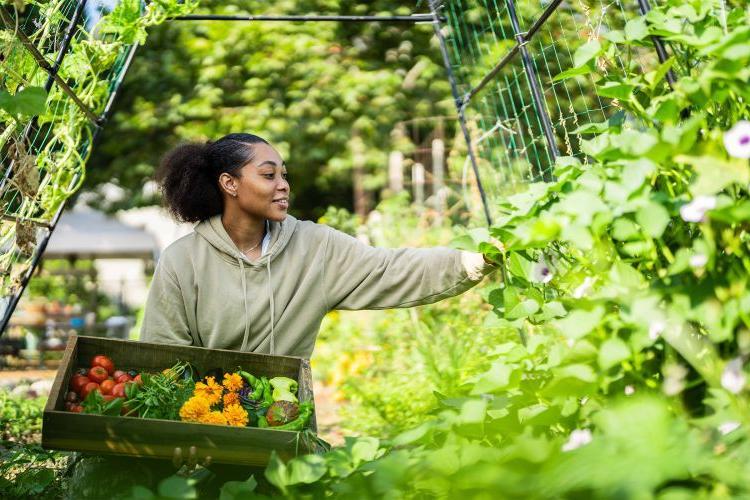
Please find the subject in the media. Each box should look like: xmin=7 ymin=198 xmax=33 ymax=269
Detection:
xmin=218 ymin=172 xmax=238 ymax=198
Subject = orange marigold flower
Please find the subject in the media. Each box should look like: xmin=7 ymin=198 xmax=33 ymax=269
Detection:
xmin=194 ymin=376 xmax=223 ymax=406
xmin=223 ymin=391 xmax=240 ymax=406
xmin=223 ymin=403 xmax=249 ymax=427
xmin=223 ymin=372 xmax=244 ymax=392
xmin=179 ymin=396 xmax=210 ymax=422
xmin=199 ymin=411 xmax=228 ymax=426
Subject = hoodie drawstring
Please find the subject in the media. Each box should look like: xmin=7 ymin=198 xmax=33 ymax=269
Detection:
xmin=267 ymin=257 xmax=275 ymax=355
xmin=239 ymin=258 xmax=251 ymax=352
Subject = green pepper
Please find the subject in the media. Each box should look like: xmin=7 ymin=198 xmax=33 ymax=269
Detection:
xmin=261 ymin=378 xmax=274 ymax=406
xmin=238 ymin=370 xmax=259 ymax=388
xmin=269 ymin=377 xmax=299 ymax=403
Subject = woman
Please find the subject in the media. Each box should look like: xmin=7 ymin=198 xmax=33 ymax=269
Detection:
xmin=141 ymin=132 xmax=498 ymax=357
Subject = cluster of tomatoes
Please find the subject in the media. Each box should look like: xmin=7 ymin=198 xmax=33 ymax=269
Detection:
xmin=66 ymin=355 xmax=142 ymax=413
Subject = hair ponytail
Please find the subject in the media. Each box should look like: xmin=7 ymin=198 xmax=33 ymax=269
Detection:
xmin=155 ymin=133 xmax=269 ymax=223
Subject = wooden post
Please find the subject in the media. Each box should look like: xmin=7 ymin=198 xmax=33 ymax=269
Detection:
xmin=351 ymin=134 xmax=371 ymax=217
xmin=412 ymin=162 xmax=425 ymax=207
xmin=388 ymin=151 xmax=404 ymax=193
xmin=432 ymin=138 xmax=445 ymax=225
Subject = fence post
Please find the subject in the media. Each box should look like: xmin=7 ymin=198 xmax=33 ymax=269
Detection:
xmin=412 ymin=162 xmax=425 ymax=207
xmin=432 ymin=138 xmax=445 ymax=225
xmin=388 ymin=151 xmax=404 ymax=193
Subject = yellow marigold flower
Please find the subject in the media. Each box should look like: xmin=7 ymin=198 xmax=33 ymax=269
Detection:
xmin=223 ymin=391 xmax=240 ymax=407
xmin=194 ymin=376 xmax=223 ymax=406
xmin=223 ymin=403 xmax=249 ymax=427
xmin=200 ymin=411 xmax=228 ymax=426
xmin=179 ymin=396 xmax=210 ymax=422
xmin=223 ymin=372 xmax=244 ymax=392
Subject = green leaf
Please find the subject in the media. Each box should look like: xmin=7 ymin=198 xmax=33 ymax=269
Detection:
xmin=459 ymin=399 xmax=488 ymax=424
xmin=288 ymin=455 xmax=327 ymax=485
xmin=265 ymin=451 xmax=290 ymax=494
xmin=554 ymin=307 xmax=605 ymax=339
xmin=574 ymin=40 xmax=602 ymax=68
xmin=506 ymin=299 xmax=540 ymax=320
xmin=636 ymin=201 xmax=670 ymax=238
xmin=611 ymin=218 xmax=641 ymax=241
xmin=219 ymin=477 xmax=257 ymax=500
xmin=677 ymin=155 xmax=750 ymax=196
xmin=157 ymin=476 xmax=197 ymax=499
xmin=508 ymin=253 xmax=534 ymax=281
xmin=598 ymin=337 xmax=631 ymax=370
xmin=552 ymin=65 xmax=592 ymax=82
xmin=0 ymin=86 xmax=48 ymax=116
xmin=624 ymin=17 xmax=649 ymax=41
xmin=596 ymin=81 xmax=635 ymax=100
xmin=470 ymin=360 xmax=518 ymax=394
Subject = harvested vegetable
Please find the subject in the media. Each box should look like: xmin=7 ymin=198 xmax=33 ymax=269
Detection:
xmin=266 ymin=401 xmax=300 ymax=426
xmin=270 ymin=376 xmax=298 ymax=403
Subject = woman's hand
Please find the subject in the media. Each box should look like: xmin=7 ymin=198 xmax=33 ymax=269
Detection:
xmin=482 ymin=237 xmax=505 ymax=265
xmin=172 ymin=445 xmax=212 ymax=472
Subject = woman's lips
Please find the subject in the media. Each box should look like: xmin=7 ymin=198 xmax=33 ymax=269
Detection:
xmin=273 ymin=199 xmax=289 ymax=209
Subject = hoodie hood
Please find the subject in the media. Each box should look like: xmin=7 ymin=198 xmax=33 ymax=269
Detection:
xmin=194 ymin=214 xmax=298 ymax=266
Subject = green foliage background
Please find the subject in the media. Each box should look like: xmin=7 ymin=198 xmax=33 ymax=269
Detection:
xmin=85 ymin=0 xmax=454 ymax=219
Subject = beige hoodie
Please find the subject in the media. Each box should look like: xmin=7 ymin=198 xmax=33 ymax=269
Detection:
xmin=140 ymin=214 xmax=496 ymax=358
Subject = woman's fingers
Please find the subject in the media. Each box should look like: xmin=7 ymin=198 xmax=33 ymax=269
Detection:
xmin=172 ymin=446 xmax=183 ymax=468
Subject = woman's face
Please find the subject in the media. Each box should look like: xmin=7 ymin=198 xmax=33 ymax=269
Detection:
xmin=225 ymin=143 xmax=290 ymax=222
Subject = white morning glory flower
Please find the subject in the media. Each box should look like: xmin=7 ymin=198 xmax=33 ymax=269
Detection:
xmin=562 ymin=429 xmax=592 ymax=452
xmin=648 ymin=319 xmax=666 ymax=340
xmin=573 ymin=277 xmax=594 ymax=298
xmin=721 ymin=358 xmax=746 ymax=394
xmin=680 ymin=196 xmax=717 ymax=223
xmin=663 ymin=363 xmax=688 ymax=396
xmin=724 ymin=121 xmax=750 ymax=159
xmin=718 ymin=421 xmax=741 ymax=435
xmin=689 ymin=254 xmax=708 ymax=268
xmin=531 ymin=257 xmax=553 ymax=284
xmin=624 ymin=385 xmax=635 ymax=396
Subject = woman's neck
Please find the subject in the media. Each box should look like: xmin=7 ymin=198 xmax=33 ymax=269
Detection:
xmin=221 ymin=210 xmax=266 ymax=254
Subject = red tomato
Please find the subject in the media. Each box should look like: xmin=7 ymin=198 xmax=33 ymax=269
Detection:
xmin=81 ymin=382 xmax=100 ymax=399
xmin=91 ymin=355 xmax=115 ymax=375
xmin=102 ymin=394 xmax=116 ymax=402
xmin=100 ymin=379 xmax=116 ymax=395
xmin=71 ymin=405 xmax=83 ymax=413
xmin=70 ymin=374 xmax=90 ymax=393
xmin=113 ymin=370 xmax=126 ymax=380
xmin=134 ymin=374 xmax=142 ymax=385
xmin=115 ymin=373 xmax=132 ymax=383
xmin=88 ymin=366 xmax=108 ymax=384
xmin=111 ymin=382 xmax=126 ymax=398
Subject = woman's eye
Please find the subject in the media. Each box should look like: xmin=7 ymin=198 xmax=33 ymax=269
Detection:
xmin=282 ymin=173 xmax=289 ymax=180
xmin=263 ymin=174 xmax=275 ymax=179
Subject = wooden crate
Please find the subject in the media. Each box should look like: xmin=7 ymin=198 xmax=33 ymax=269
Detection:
xmin=42 ymin=335 xmax=317 ymax=466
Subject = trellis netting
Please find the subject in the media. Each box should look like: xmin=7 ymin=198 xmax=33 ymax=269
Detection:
xmin=0 ymin=0 xmax=197 ymax=331
xmin=428 ymin=0 xmax=672 ymax=222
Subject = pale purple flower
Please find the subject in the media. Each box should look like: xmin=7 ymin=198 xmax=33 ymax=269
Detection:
xmin=663 ymin=363 xmax=688 ymax=396
xmin=562 ymin=429 xmax=592 ymax=452
xmin=724 ymin=121 xmax=750 ymax=159
xmin=532 ymin=258 xmax=553 ymax=284
xmin=624 ymin=385 xmax=635 ymax=396
xmin=680 ymin=196 xmax=717 ymax=223
xmin=721 ymin=358 xmax=746 ymax=394
xmin=718 ymin=421 xmax=741 ymax=435
xmin=689 ymin=254 xmax=708 ymax=269
xmin=573 ymin=277 xmax=594 ymax=298
xmin=649 ymin=319 xmax=666 ymax=340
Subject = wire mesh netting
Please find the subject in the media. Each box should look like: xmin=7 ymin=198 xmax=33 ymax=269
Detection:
xmin=433 ymin=0 xmax=665 ymax=221
xmin=0 ymin=0 xmax=185 ymax=329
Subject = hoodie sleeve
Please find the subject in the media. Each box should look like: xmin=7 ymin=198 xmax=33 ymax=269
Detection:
xmin=140 ymin=257 xmax=194 ymax=346
xmin=322 ymin=226 xmax=497 ymax=311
